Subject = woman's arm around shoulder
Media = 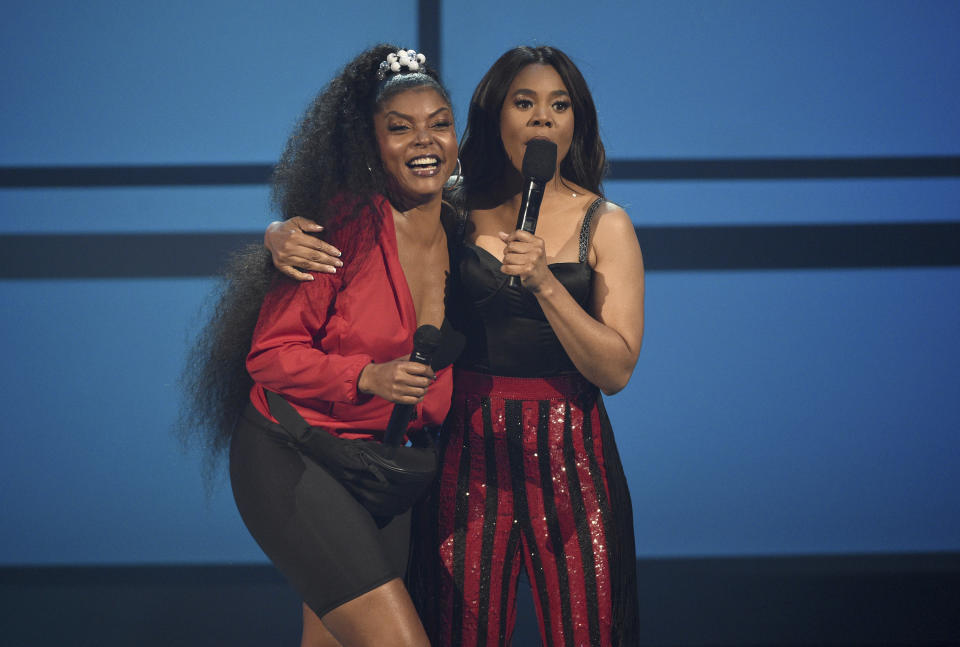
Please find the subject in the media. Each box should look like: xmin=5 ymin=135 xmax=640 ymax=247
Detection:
xmin=264 ymin=217 xmax=343 ymax=281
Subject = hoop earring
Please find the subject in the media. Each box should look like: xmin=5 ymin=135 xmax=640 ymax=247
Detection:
xmin=444 ymin=157 xmax=463 ymax=189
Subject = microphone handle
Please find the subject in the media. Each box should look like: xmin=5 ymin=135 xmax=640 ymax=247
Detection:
xmin=383 ymin=403 xmax=414 ymax=446
xmin=382 ymin=327 xmax=440 ymax=446
xmin=508 ymin=180 xmax=545 ymax=288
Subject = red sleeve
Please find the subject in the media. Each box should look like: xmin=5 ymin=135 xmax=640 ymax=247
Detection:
xmin=246 ymin=273 xmax=373 ymax=404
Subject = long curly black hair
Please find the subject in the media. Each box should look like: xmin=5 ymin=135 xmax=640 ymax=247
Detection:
xmin=459 ymin=45 xmax=607 ymax=203
xmin=177 ymin=44 xmax=450 ymax=478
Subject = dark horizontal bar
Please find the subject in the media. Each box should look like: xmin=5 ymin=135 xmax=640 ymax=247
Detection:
xmin=637 ymin=221 xmax=960 ymax=271
xmin=1 ymin=222 xmax=958 ymax=279
xmin=607 ymin=155 xmax=960 ymax=180
xmin=0 ymin=232 xmax=262 ymax=278
xmin=0 ymin=164 xmax=275 ymax=188
xmin=2 ymin=155 xmax=958 ymax=188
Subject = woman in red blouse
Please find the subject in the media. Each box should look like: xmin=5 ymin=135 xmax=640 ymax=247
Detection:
xmin=182 ymin=45 xmax=458 ymax=647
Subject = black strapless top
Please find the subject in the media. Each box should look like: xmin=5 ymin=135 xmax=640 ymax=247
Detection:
xmin=450 ymin=198 xmax=603 ymax=377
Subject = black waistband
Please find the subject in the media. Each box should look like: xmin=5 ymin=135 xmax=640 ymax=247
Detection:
xmin=242 ymin=396 xmax=439 ymax=446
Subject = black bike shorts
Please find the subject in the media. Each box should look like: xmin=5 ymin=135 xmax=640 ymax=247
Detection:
xmin=229 ymin=405 xmax=410 ymax=617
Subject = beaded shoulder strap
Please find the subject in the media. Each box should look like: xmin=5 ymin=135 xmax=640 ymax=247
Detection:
xmin=578 ymin=197 xmax=605 ymax=263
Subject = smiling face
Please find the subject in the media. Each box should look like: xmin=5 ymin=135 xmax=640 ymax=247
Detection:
xmin=498 ymin=63 xmax=574 ymax=177
xmin=373 ymin=87 xmax=457 ymax=206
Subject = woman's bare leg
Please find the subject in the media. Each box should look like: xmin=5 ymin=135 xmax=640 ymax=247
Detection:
xmin=320 ymin=578 xmax=429 ymax=647
xmin=301 ymin=603 xmax=341 ymax=647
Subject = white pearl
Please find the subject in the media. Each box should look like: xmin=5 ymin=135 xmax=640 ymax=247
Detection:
xmin=390 ymin=61 xmax=401 ymax=72
xmin=409 ymin=61 xmax=419 ymax=71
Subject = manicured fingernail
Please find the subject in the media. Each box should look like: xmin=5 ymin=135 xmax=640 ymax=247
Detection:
xmin=335 ymin=260 xmax=343 ymax=267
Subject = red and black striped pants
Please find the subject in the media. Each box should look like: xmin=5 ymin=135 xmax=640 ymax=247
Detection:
xmin=425 ymin=370 xmax=623 ymax=647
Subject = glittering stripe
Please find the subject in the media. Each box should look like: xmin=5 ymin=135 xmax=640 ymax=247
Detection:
xmin=489 ymin=394 xmax=520 ymax=645
xmin=435 ymin=393 xmax=466 ymax=647
xmin=428 ymin=410 xmax=453 ymax=640
xmin=537 ymin=400 xmax=575 ymax=647
xmin=583 ymin=394 xmax=616 ymax=640
xmin=451 ymin=396 xmax=473 ymax=647
xmin=563 ymin=400 xmax=603 ymax=646
xmin=497 ymin=521 xmax=522 ymax=645
xmin=475 ymin=396 xmax=498 ymax=647
xmin=505 ymin=398 xmax=555 ymax=647
xmin=581 ymin=394 xmax=611 ymax=550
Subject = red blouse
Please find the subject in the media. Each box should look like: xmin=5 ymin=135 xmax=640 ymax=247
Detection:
xmin=247 ymin=195 xmax=453 ymax=440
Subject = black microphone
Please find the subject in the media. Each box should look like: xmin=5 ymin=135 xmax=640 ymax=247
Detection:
xmin=508 ymin=138 xmax=557 ymax=288
xmin=383 ymin=324 xmax=443 ymax=446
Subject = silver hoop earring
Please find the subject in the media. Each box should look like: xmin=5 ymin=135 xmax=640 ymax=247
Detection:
xmin=444 ymin=157 xmax=463 ymax=189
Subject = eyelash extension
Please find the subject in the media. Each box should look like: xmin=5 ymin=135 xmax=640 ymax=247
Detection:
xmin=513 ymin=98 xmax=570 ymax=111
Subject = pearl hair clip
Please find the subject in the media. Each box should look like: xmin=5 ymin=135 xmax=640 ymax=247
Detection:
xmin=377 ymin=49 xmax=427 ymax=80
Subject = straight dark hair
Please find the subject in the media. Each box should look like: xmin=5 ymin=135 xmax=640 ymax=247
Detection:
xmin=458 ymin=45 xmax=607 ymax=201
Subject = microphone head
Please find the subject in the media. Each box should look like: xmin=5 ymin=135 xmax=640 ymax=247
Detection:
xmin=413 ymin=324 xmax=442 ymax=355
xmin=521 ymin=139 xmax=558 ymax=184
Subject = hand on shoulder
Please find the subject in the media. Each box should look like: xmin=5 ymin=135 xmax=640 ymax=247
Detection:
xmin=264 ymin=217 xmax=344 ymax=281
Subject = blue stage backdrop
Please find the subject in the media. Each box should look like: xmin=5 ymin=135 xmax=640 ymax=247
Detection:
xmin=1 ymin=0 xmax=958 ymax=565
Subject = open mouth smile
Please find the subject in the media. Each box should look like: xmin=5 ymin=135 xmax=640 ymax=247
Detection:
xmin=406 ymin=155 xmax=441 ymax=176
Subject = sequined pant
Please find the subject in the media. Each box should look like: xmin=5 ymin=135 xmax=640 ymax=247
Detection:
xmin=429 ymin=370 xmax=616 ymax=647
